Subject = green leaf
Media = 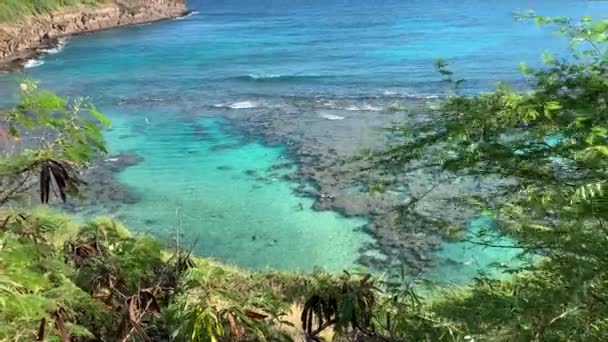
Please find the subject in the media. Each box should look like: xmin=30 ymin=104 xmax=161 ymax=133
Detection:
xmin=542 ymin=51 xmax=556 ymax=64
xmin=88 ymin=108 xmax=111 ymax=128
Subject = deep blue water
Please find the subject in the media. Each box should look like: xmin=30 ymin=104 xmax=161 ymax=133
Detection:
xmin=0 ymin=0 xmax=606 ymax=278
xmin=3 ymin=0 xmax=607 ymax=102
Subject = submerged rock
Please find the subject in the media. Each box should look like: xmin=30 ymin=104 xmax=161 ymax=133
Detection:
xmin=54 ymin=152 xmax=143 ymax=213
xmin=209 ymin=143 xmax=242 ymax=152
xmin=102 ymin=152 xmax=144 ymax=172
xmin=244 ymin=169 xmax=258 ymax=177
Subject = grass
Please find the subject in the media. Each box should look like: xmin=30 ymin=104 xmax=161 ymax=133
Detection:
xmin=0 ymin=0 xmax=109 ymax=23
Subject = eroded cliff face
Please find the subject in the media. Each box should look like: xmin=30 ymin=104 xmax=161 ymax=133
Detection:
xmin=0 ymin=0 xmax=187 ymax=68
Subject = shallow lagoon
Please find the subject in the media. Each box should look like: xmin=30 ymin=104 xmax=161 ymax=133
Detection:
xmin=101 ymin=113 xmax=371 ymax=272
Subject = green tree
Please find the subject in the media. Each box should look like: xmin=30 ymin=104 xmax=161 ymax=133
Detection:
xmin=0 ymin=80 xmax=109 ymax=207
xmin=0 ymin=83 xmax=114 ymax=340
xmin=366 ymin=14 xmax=608 ymax=341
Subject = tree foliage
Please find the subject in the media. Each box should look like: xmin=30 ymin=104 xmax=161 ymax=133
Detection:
xmin=0 ymin=81 xmax=108 ymax=207
xmin=365 ymin=13 xmax=608 ymax=341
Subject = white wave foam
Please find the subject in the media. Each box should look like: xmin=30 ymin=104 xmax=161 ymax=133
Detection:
xmin=383 ymin=90 xmax=440 ymax=99
xmin=213 ymin=101 xmax=259 ymax=109
xmin=24 ymin=59 xmax=45 ymax=69
xmin=22 ymin=37 xmax=68 ymax=69
xmin=175 ymin=11 xmax=199 ymax=20
xmin=320 ymin=114 xmax=345 ymax=120
xmin=230 ymin=101 xmax=258 ymax=109
xmin=42 ymin=38 xmax=68 ymax=54
xmin=247 ymin=73 xmax=282 ymax=80
xmin=383 ymin=89 xmax=418 ymax=97
xmin=344 ymin=104 xmax=383 ymax=111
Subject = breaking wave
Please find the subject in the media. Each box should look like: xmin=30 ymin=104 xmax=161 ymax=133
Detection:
xmin=231 ymin=74 xmax=331 ymax=83
xmin=175 ymin=11 xmax=199 ymax=20
xmin=214 ymin=101 xmax=260 ymax=109
xmin=24 ymin=59 xmax=44 ymax=69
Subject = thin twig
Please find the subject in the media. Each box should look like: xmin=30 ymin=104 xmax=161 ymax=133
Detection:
xmin=535 ymin=307 xmax=579 ymax=341
xmin=0 ymin=169 xmax=34 ymax=207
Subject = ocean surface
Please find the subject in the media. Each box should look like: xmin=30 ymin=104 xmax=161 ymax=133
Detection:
xmin=1 ymin=0 xmax=606 ymax=280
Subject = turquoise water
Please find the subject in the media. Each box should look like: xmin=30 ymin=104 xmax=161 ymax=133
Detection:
xmin=430 ymin=215 xmax=525 ymax=284
xmin=102 ymin=113 xmax=370 ymax=271
xmin=1 ymin=0 xmax=606 ymax=276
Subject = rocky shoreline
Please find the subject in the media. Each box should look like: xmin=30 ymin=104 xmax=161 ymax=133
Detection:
xmin=0 ymin=0 xmax=188 ymax=71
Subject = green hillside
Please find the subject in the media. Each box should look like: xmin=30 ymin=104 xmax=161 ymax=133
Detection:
xmin=0 ymin=0 xmax=109 ymax=23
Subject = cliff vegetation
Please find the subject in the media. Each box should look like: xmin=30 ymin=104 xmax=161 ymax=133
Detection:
xmin=0 ymin=0 xmax=108 ymax=23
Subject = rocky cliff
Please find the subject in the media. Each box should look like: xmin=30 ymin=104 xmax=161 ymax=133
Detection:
xmin=0 ymin=0 xmax=187 ymax=70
